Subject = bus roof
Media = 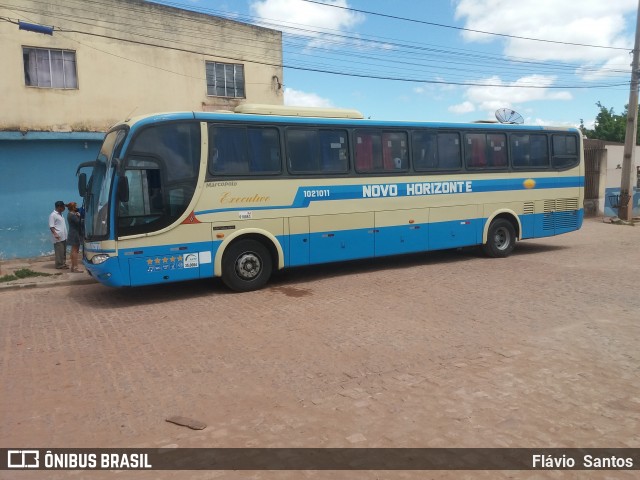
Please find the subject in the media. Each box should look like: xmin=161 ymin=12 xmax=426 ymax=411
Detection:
xmin=233 ymin=104 xmax=364 ymax=119
xmin=113 ymin=107 xmax=580 ymax=135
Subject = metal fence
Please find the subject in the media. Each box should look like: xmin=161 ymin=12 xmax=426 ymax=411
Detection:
xmin=583 ymin=139 xmax=604 ymax=201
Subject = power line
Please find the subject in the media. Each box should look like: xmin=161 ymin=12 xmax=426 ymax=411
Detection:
xmin=139 ymin=0 xmax=630 ymax=77
xmin=31 ymin=23 xmax=636 ymax=89
xmin=9 ymin=0 xmax=631 ymax=79
xmin=301 ymin=0 xmax=632 ymax=51
xmin=1 ymin=1 xmax=630 ymax=90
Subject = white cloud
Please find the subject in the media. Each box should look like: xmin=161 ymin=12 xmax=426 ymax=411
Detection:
xmin=284 ymin=87 xmax=334 ymax=107
xmin=454 ymin=0 xmax=635 ymax=77
xmin=577 ymin=53 xmax=632 ymax=81
xmin=250 ymin=0 xmax=364 ymax=39
xmin=528 ymin=118 xmax=580 ymax=128
xmin=413 ymin=80 xmax=458 ymax=101
xmin=449 ymin=101 xmax=475 ymax=114
xmin=450 ymin=74 xmax=572 ymax=117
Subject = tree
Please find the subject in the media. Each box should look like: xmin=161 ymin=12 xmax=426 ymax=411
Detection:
xmin=580 ymin=102 xmax=640 ymax=144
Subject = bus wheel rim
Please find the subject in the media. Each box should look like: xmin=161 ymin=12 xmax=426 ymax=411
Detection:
xmin=494 ymin=227 xmax=510 ymax=250
xmin=235 ymin=253 xmax=261 ymax=280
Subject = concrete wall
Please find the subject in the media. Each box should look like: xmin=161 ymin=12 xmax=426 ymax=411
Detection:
xmin=0 ymin=0 xmax=283 ymax=131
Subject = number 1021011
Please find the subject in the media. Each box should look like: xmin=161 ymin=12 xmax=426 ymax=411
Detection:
xmin=303 ymin=189 xmax=330 ymax=198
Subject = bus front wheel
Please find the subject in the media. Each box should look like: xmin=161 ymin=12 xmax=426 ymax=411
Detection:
xmin=482 ymin=218 xmax=516 ymax=258
xmin=222 ymin=239 xmax=273 ymax=292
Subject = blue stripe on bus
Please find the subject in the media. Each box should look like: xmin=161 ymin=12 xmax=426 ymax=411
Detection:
xmin=93 ymin=210 xmax=582 ymax=286
xmin=283 ymin=210 xmax=582 ymax=267
xmin=196 ymin=176 xmax=583 ymax=215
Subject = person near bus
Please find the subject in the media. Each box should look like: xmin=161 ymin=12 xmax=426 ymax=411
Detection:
xmin=66 ymin=202 xmax=83 ymax=273
xmin=49 ymin=200 xmax=68 ymax=269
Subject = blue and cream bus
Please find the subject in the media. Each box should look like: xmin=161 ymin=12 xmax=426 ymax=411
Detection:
xmin=78 ymin=104 xmax=583 ymax=291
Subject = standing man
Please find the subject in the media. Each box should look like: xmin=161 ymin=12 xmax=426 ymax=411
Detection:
xmin=49 ymin=200 xmax=68 ymax=269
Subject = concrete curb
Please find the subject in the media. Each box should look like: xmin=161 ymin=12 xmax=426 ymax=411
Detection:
xmin=0 ymin=256 xmax=98 ymax=292
xmin=0 ymin=277 xmax=97 ymax=292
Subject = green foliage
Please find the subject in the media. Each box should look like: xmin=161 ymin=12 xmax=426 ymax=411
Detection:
xmin=580 ymin=102 xmax=640 ymax=144
xmin=0 ymin=268 xmax=53 ymax=283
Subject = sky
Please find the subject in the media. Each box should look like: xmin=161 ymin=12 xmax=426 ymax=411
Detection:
xmin=151 ymin=0 xmax=638 ymax=127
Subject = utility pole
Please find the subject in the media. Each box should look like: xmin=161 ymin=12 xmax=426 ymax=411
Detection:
xmin=619 ymin=0 xmax=640 ymax=220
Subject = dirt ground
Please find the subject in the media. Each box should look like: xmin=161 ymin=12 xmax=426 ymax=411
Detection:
xmin=1 ymin=218 xmax=638 ymax=479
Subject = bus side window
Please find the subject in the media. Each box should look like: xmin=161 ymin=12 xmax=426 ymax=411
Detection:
xmin=356 ymin=130 xmax=406 ymax=173
xmin=210 ymin=126 xmax=249 ymax=174
xmin=247 ymin=127 xmax=281 ymax=173
xmin=466 ymin=133 xmax=487 ymax=168
xmin=118 ymin=159 xmax=163 ymax=230
xmin=438 ymin=133 xmax=461 ymax=170
xmin=511 ymin=134 xmax=528 ymax=167
xmin=286 ymin=129 xmax=348 ymax=174
xmin=287 ymin=129 xmax=319 ymax=173
xmin=412 ymin=131 xmax=438 ymax=170
xmin=487 ymin=133 xmax=507 ymax=167
xmin=355 ymin=132 xmax=374 ymax=171
xmin=552 ymin=134 xmax=578 ymax=169
xmin=511 ymin=134 xmax=549 ymax=168
xmin=147 ymin=169 xmax=163 ymax=212
xmin=209 ymin=126 xmax=281 ymax=175
xmin=382 ymin=132 xmax=408 ymax=170
xmin=531 ymin=135 xmax=549 ymax=166
xmin=318 ymin=130 xmax=349 ymax=173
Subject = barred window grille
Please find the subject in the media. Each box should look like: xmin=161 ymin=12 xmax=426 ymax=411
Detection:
xmin=23 ymin=47 xmax=78 ymax=89
xmin=206 ymin=62 xmax=245 ymax=98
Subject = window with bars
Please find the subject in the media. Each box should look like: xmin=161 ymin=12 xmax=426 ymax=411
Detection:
xmin=205 ymin=62 xmax=245 ymax=98
xmin=23 ymin=47 xmax=78 ymax=89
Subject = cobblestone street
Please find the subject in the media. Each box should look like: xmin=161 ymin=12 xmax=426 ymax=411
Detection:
xmin=1 ymin=219 xmax=639 ymax=479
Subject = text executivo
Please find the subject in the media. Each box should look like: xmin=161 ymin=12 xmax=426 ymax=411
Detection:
xmin=362 ymin=181 xmax=472 ymax=198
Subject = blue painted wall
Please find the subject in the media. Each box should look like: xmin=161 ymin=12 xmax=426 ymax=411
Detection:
xmin=604 ymin=187 xmax=640 ymax=218
xmin=0 ymin=132 xmax=103 ymax=260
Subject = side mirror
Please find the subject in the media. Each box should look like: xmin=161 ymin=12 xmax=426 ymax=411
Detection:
xmin=117 ymin=175 xmax=129 ymax=203
xmin=78 ymin=173 xmax=87 ymax=197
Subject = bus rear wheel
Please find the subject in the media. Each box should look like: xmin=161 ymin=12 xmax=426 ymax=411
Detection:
xmin=482 ymin=218 xmax=516 ymax=258
xmin=222 ymin=239 xmax=272 ymax=292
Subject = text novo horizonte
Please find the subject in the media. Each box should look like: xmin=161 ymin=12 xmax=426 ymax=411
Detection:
xmin=362 ymin=181 xmax=473 ymax=198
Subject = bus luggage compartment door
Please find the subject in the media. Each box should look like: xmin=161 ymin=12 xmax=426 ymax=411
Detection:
xmin=428 ymin=205 xmax=481 ymax=250
xmin=374 ymin=208 xmax=429 ymax=256
xmin=288 ymin=216 xmax=310 ymax=267
xmin=309 ymin=212 xmax=374 ymax=264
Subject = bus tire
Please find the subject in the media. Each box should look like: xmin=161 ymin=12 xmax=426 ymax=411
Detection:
xmin=482 ymin=218 xmax=516 ymax=258
xmin=221 ymin=239 xmax=273 ymax=292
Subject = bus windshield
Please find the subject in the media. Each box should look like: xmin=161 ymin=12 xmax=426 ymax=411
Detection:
xmin=116 ymin=122 xmax=201 ymax=236
xmin=85 ymin=129 xmax=126 ymax=240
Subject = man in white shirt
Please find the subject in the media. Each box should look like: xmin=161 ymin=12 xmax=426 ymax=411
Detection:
xmin=49 ymin=200 xmax=68 ymax=269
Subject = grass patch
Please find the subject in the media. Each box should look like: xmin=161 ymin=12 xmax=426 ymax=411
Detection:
xmin=0 ymin=268 xmax=53 ymax=283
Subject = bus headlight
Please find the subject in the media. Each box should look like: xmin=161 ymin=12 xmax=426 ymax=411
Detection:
xmin=91 ymin=254 xmax=110 ymax=265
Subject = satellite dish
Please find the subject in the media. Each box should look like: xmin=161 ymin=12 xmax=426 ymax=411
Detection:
xmin=495 ymin=108 xmax=524 ymax=124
